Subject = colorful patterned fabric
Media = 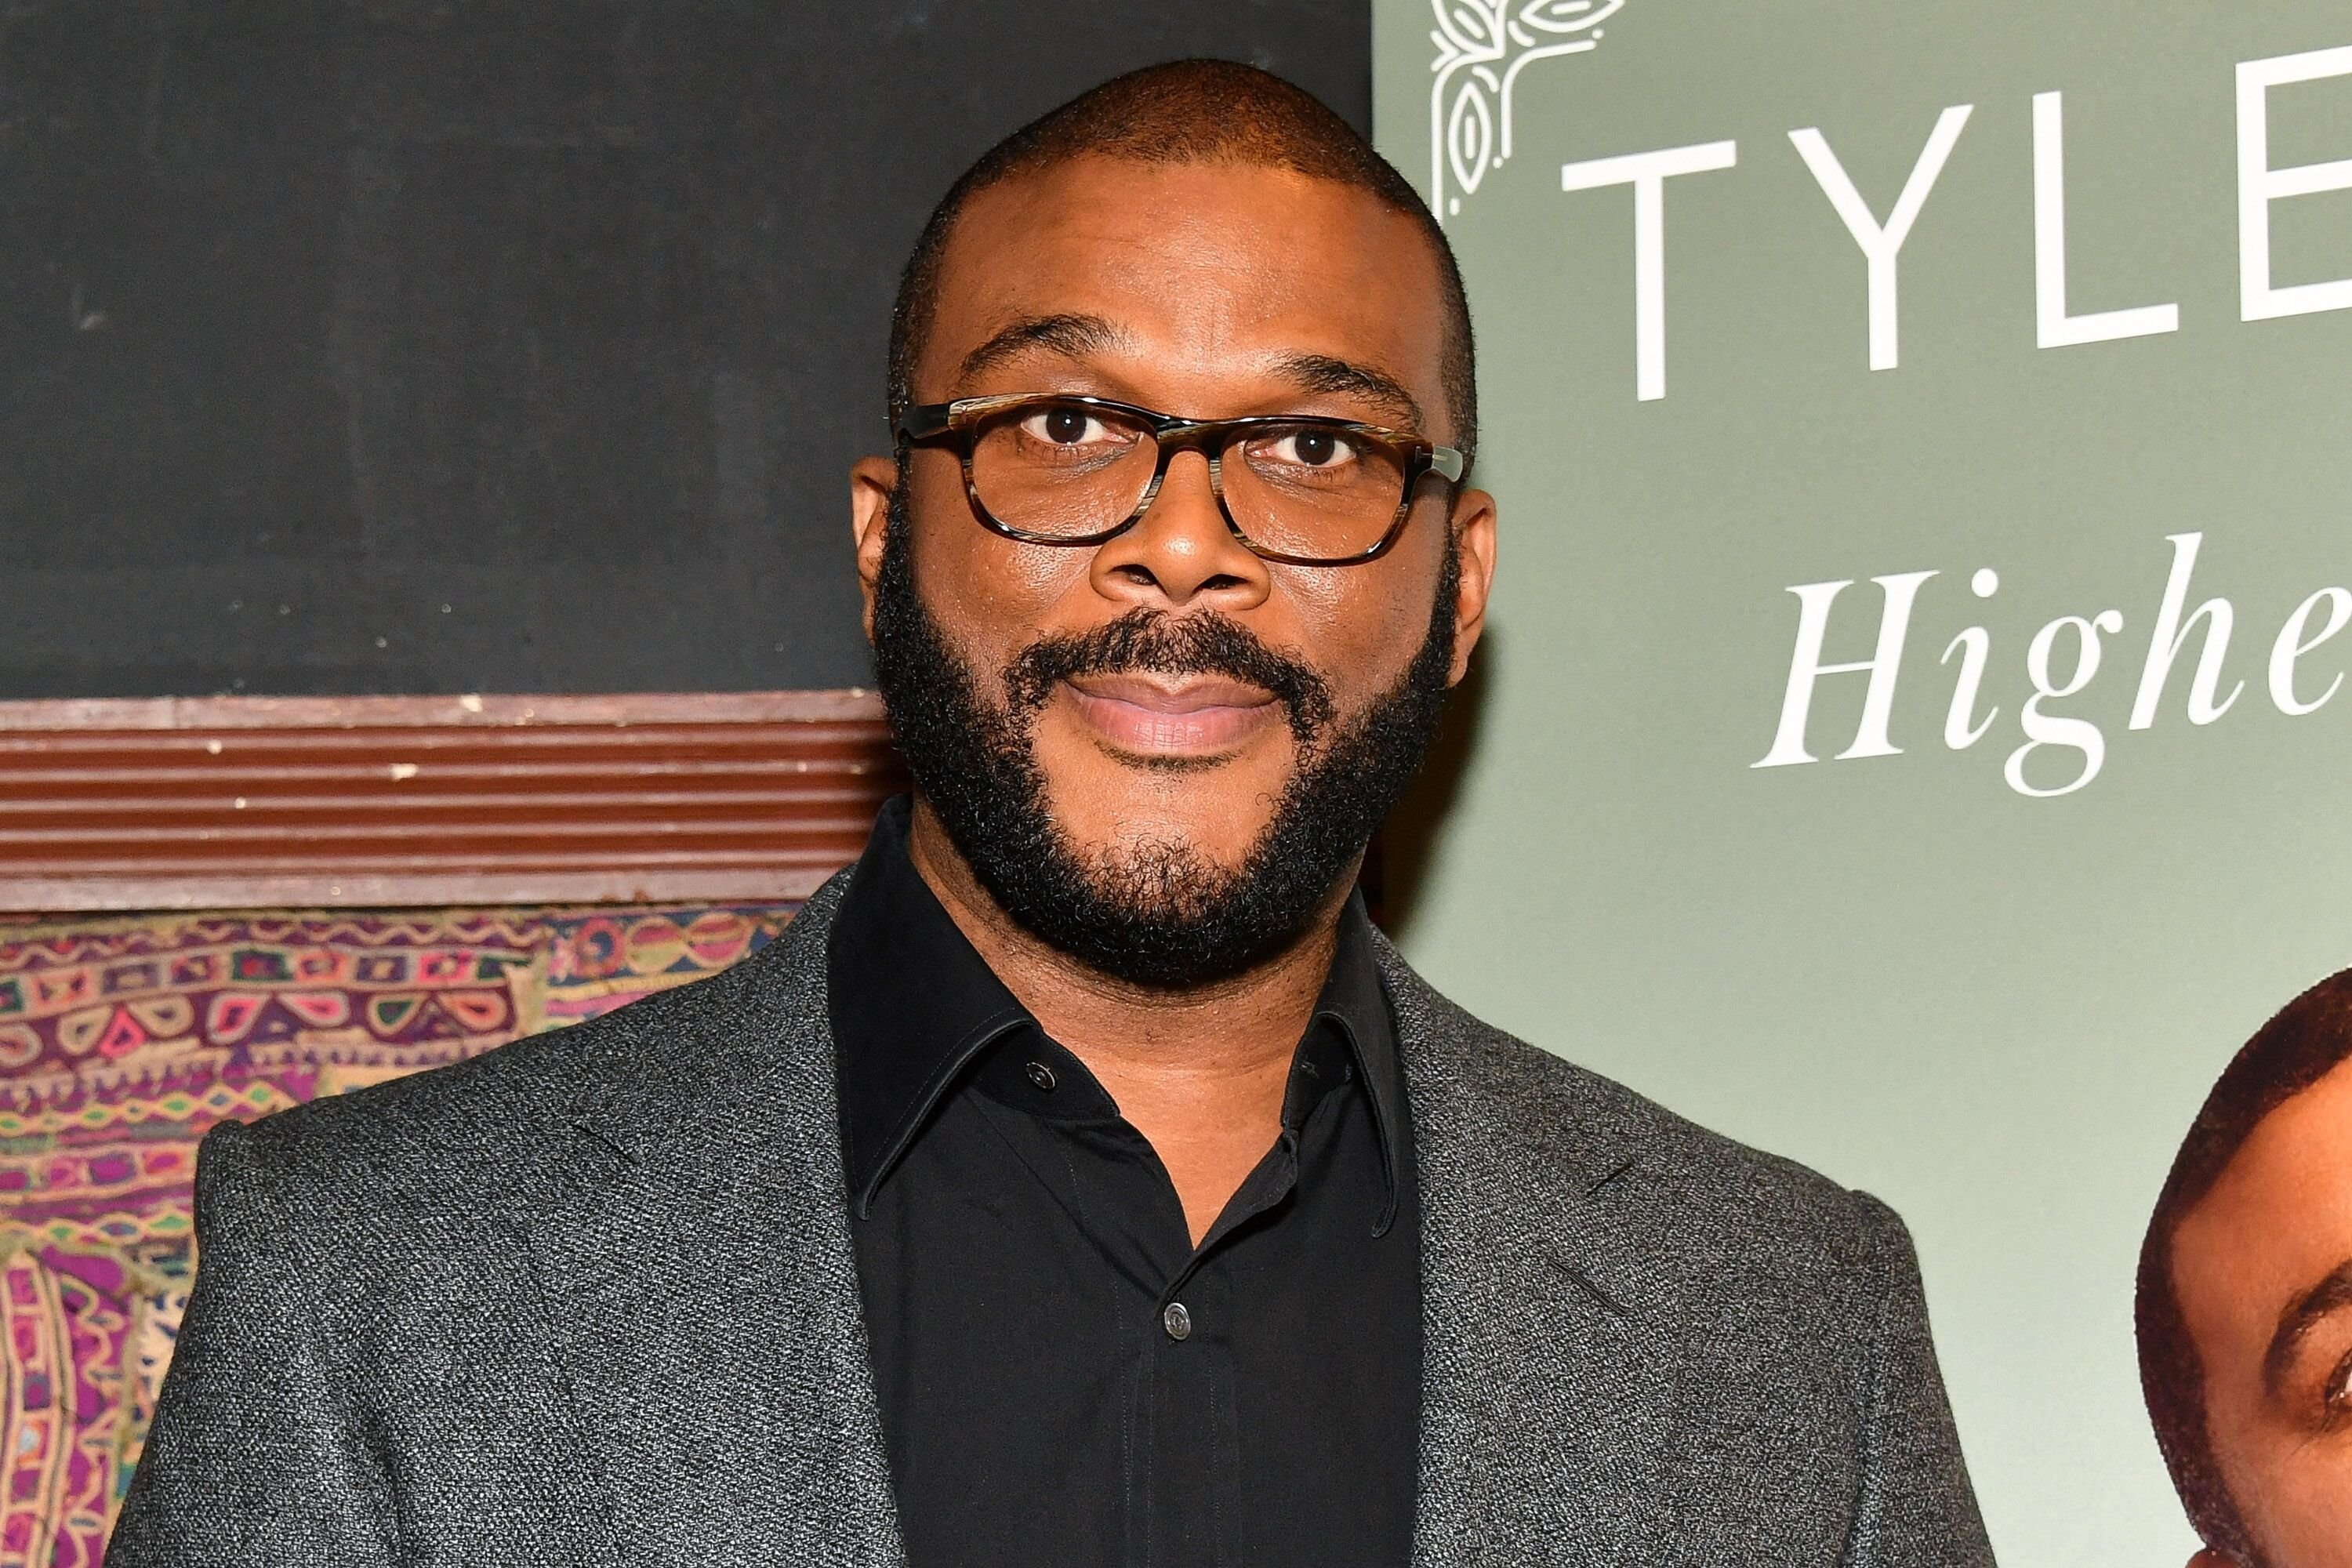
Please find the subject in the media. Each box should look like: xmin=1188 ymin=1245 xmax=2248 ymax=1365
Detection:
xmin=0 ymin=903 xmax=796 ymax=1568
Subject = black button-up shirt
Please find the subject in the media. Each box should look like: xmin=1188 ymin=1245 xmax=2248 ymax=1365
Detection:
xmin=828 ymin=797 xmax=1421 ymax=1568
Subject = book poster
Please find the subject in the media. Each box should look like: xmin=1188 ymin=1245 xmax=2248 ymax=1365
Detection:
xmin=1372 ymin=3 xmax=2352 ymax=1563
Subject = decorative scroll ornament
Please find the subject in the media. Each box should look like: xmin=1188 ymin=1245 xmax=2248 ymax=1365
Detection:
xmin=1429 ymin=0 xmax=1625 ymax=221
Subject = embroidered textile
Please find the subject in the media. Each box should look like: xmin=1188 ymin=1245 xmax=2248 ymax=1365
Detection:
xmin=0 ymin=904 xmax=795 ymax=1568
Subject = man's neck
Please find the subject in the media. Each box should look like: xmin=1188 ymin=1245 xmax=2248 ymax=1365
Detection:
xmin=905 ymin=797 xmax=1350 ymax=1244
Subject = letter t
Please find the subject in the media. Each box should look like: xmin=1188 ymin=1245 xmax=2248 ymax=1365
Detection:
xmin=1561 ymin=140 xmax=1740 ymax=401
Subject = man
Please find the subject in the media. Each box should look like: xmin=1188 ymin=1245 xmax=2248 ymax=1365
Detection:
xmin=2140 ymin=969 xmax=2352 ymax=1568
xmin=108 ymin=60 xmax=1991 ymax=1566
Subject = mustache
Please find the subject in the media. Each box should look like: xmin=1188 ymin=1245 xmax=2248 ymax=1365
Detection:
xmin=1003 ymin=609 xmax=1336 ymax=742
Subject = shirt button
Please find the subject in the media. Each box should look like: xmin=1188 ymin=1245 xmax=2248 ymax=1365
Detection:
xmin=1162 ymin=1301 xmax=1192 ymax=1341
xmin=1024 ymin=1061 xmax=1057 ymax=1091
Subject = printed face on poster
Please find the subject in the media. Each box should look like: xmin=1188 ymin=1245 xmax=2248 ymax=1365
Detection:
xmin=1371 ymin=3 xmax=2352 ymax=1564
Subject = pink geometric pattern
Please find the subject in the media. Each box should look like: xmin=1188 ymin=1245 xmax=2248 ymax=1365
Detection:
xmin=0 ymin=903 xmax=796 ymax=1568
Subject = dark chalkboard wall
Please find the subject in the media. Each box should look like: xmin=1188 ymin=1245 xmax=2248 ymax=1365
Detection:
xmin=0 ymin=2 xmax=1368 ymax=699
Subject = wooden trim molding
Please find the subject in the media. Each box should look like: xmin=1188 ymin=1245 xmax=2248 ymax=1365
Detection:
xmin=0 ymin=690 xmax=905 ymax=912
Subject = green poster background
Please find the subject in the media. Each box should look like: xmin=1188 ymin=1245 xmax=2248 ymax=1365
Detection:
xmin=1371 ymin=3 xmax=2352 ymax=1562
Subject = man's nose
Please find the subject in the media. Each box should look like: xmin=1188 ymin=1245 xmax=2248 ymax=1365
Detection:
xmin=1086 ymin=448 xmax=1272 ymax=611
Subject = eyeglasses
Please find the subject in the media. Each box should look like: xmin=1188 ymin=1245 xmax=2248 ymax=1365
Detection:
xmin=895 ymin=393 xmax=1467 ymax=567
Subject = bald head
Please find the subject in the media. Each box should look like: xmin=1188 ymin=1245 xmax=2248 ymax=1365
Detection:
xmin=887 ymin=59 xmax=1476 ymax=463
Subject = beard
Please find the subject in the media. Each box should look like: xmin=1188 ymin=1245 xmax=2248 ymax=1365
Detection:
xmin=868 ymin=484 xmax=1458 ymax=989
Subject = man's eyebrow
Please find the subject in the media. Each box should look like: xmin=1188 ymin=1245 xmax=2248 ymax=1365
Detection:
xmin=956 ymin=314 xmax=1126 ymax=387
xmin=2263 ymin=1257 xmax=2352 ymax=1399
xmin=1272 ymin=353 xmax=1428 ymax=435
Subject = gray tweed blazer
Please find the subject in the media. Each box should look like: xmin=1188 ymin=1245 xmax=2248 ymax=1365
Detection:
xmin=107 ymin=873 xmax=1994 ymax=1566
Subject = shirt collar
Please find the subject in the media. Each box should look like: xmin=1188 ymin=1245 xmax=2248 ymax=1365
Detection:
xmin=826 ymin=796 xmax=1409 ymax=1232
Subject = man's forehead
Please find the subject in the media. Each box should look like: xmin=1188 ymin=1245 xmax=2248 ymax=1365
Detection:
xmin=921 ymin=157 xmax=1448 ymax=402
xmin=946 ymin=311 xmax=1428 ymax=432
xmin=2220 ymin=1064 xmax=2352 ymax=1213
xmin=2176 ymin=1065 xmax=2352 ymax=1332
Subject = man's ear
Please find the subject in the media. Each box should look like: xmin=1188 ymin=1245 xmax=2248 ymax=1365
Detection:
xmin=850 ymin=455 xmax=898 ymax=643
xmin=1445 ymin=486 xmax=1499 ymax=687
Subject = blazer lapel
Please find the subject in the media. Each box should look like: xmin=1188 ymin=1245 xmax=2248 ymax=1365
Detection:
xmin=520 ymin=897 xmax=1703 ymax=1567
xmin=524 ymin=885 xmax=905 ymax=1568
xmin=1385 ymin=953 xmax=1692 ymax=1568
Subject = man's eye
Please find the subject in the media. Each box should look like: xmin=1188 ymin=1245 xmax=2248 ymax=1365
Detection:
xmin=1022 ymin=408 xmax=1109 ymax=445
xmin=1267 ymin=429 xmax=1356 ymax=468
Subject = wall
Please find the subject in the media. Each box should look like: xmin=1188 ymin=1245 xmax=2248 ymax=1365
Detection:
xmin=1374 ymin=2 xmax=2352 ymax=1563
xmin=0 ymin=0 xmax=1366 ymax=699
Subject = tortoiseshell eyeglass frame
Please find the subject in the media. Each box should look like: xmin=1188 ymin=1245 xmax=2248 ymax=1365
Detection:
xmin=893 ymin=392 xmax=1468 ymax=567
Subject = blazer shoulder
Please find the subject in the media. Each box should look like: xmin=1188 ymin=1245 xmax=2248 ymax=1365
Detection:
xmin=220 ymin=931 xmax=803 ymax=1219
xmin=1385 ymin=952 xmax=1898 ymax=1271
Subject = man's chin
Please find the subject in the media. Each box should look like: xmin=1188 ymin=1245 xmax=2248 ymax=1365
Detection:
xmin=1031 ymin=766 xmax=1290 ymax=887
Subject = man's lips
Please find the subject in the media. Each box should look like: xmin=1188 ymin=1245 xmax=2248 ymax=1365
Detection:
xmin=1062 ymin=673 xmax=1282 ymax=755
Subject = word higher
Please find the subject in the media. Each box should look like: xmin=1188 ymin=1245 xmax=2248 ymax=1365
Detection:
xmin=1752 ymin=533 xmax=2352 ymax=799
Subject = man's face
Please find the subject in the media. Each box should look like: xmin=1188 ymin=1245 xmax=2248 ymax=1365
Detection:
xmin=852 ymin=156 xmax=1495 ymax=981
xmin=2173 ymin=1058 xmax=2352 ymax=1568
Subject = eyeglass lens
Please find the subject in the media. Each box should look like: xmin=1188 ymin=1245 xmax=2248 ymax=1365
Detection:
xmin=967 ymin=401 xmax=1409 ymax=559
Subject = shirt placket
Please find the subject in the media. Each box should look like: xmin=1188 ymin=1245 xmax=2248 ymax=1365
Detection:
xmin=1138 ymin=1126 xmax=1303 ymax=1568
